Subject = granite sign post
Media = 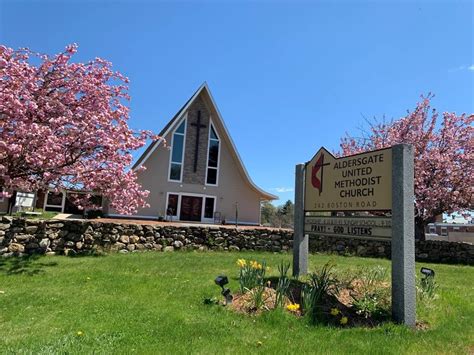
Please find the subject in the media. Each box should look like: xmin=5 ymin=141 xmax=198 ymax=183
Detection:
xmin=293 ymin=143 xmax=415 ymax=327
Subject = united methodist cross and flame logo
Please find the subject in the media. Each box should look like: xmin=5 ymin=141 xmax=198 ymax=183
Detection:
xmin=311 ymin=153 xmax=330 ymax=195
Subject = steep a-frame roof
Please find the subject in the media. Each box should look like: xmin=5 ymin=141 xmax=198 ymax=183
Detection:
xmin=133 ymin=83 xmax=277 ymax=201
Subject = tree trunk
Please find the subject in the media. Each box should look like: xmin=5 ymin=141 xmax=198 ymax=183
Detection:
xmin=415 ymin=216 xmax=426 ymax=241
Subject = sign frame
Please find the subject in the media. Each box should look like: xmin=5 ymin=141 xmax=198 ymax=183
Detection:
xmin=293 ymin=144 xmax=416 ymax=327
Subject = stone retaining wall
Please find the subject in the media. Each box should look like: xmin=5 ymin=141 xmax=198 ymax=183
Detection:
xmin=0 ymin=218 xmax=292 ymax=257
xmin=0 ymin=218 xmax=472 ymax=264
xmin=309 ymin=235 xmax=473 ymax=264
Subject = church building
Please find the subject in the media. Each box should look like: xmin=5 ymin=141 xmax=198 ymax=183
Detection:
xmin=107 ymin=83 xmax=277 ymax=225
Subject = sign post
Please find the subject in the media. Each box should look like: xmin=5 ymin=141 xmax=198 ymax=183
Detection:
xmin=293 ymin=163 xmax=308 ymax=276
xmin=293 ymin=143 xmax=415 ymax=327
xmin=391 ymin=144 xmax=415 ymax=327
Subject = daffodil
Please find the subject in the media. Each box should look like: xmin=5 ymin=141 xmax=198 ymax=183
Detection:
xmin=286 ymin=303 xmax=300 ymax=312
xmin=256 ymin=263 xmax=263 ymax=270
xmin=250 ymin=260 xmax=259 ymax=269
xmin=340 ymin=316 xmax=348 ymax=325
xmin=330 ymin=308 xmax=340 ymax=316
xmin=236 ymin=259 xmax=246 ymax=268
xmin=77 ymin=331 xmax=84 ymax=336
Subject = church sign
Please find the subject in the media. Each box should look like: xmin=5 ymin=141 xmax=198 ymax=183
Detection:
xmin=292 ymin=144 xmax=416 ymax=327
xmin=304 ymin=147 xmax=392 ymax=212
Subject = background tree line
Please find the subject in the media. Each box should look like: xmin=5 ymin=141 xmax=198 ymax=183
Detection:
xmin=261 ymin=200 xmax=294 ymax=229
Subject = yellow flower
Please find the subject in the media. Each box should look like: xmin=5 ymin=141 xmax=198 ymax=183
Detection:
xmin=330 ymin=308 xmax=340 ymax=316
xmin=236 ymin=259 xmax=246 ymax=268
xmin=77 ymin=331 xmax=84 ymax=336
xmin=340 ymin=316 xmax=348 ymax=325
xmin=286 ymin=303 xmax=300 ymax=312
xmin=250 ymin=260 xmax=259 ymax=269
xmin=256 ymin=263 xmax=263 ymax=270
xmin=266 ymin=266 xmax=271 ymax=271
xmin=256 ymin=341 xmax=263 ymax=346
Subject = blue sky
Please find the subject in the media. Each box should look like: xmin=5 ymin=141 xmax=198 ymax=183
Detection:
xmin=1 ymin=0 xmax=472 ymax=204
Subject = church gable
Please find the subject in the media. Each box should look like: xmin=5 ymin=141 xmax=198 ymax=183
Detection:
xmin=133 ymin=83 xmax=277 ymax=201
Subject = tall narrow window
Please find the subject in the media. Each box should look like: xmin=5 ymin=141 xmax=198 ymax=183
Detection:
xmin=204 ymin=197 xmax=215 ymax=219
xmin=167 ymin=194 xmax=179 ymax=216
xmin=206 ymin=124 xmax=219 ymax=185
xmin=169 ymin=120 xmax=186 ymax=181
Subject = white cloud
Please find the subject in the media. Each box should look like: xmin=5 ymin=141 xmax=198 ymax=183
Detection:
xmin=449 ymin=65 xmax=474 ymax=72
xmin=271 ymin=187 xmax=294 ymax=193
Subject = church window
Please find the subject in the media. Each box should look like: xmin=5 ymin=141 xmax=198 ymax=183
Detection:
xmin=206 ymin=124 xmax=219 ymax=185
xmin=169 ymin=120 xmax=186 ymax=181
xmin=167 ymin=194 xmax=179 ymax=216
xmin=204 ymin=197 xmax=215 ymax=219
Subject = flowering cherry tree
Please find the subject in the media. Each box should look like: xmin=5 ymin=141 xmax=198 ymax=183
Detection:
xmin=0 ymin=44 xmax=158 ymax=214
xmin=340 ymin=94 xmax=473 ymax=238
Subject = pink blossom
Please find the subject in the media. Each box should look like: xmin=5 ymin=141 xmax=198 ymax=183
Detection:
xmin=339 ymin=94 xmax=473 ymax=236
xmin=0 ymin=44 xmax=159 ymax=214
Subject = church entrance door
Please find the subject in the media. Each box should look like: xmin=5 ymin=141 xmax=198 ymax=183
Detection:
xmin=180 ymin=196 xmax=203 ymax=222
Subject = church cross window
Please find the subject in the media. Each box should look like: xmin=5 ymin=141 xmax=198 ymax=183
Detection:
xmin=190 ymin=110 xmax=207 ymax=173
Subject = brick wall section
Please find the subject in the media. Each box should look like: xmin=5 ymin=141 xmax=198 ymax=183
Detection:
xmin=0 ymin=218 xmax=472 ymax=264
xmin=182 ymin=96 xmax=211 ymax=185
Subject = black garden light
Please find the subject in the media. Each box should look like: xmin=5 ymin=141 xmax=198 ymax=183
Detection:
xmin=215 ymin=275 xmax=233 ymax=305
xmin=420 ymin=267 xmax=435 ymax=278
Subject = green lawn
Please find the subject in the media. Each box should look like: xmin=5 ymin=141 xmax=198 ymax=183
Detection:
xmin=11 ymin=210 xmax=58 ymax=219
xmin=0 ymin=252 xmax=472 ymax=354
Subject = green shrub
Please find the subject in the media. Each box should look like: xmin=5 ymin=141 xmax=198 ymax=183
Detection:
xmin=275 ymin=261 xmax=291 ymax=308
xmin=351 ymin=266 xmax=390 ymax=319
xmin=417 ymin=275 xmax=438 ymax=302
xmin=249 ymin=283 xmax=267 ymax=310
xmin=301 ymin=262 xmax=339 ymax=323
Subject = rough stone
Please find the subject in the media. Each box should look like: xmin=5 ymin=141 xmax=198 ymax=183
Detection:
xmin=164 ymin=246 xmax=174 ymax=252
xmin=129 ymin=235 xmax=140 ymax=244
xmin=8 ymin=243 xmax=25 ymax=253
xmin=119 ymin=235 xmax=130 ymax=244
xmin=39 ymin=238 xmax=50 ymax=249
xmin=25 ymin=226 xmax=38 ymax=234
xmin=173 ymin=241 xmax=183 ymax=249
xmin=47 ymin=223 xmax=64 ymax=228
xmin=0 ymin=224 xmax=11 ymax=231
xmin=25 ymin=242 xmax=40 ymax=250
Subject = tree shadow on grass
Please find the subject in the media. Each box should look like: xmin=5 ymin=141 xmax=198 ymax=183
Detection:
xmin=0 ymin=255 xmax=58 ymax=276
xmin=66 ymin=250 xmax=107 ymax=258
